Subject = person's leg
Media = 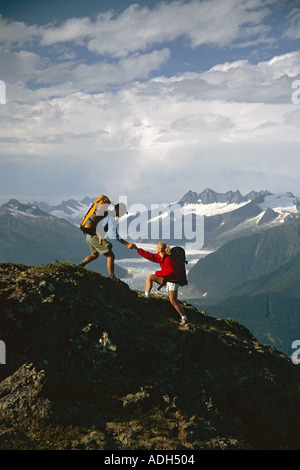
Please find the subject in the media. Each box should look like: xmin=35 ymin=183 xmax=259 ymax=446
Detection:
xmin=168 ymin=286 xmax=188 ymax=322
xmin=145 ymin=274 xmax=164 ymax=296
xmin=168 ymin=290 xmax=184 ymax=316
xmin=79 ymin=252 xmax=99 ymax=266
xmin=79 ymin=235 xmax=100 ymax=266
xmin=104 ymin=251 xmax=115 ymax=275
xmin=82 ymin=236 xmax=115 ymax=276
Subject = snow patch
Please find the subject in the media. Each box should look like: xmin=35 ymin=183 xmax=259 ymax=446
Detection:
xmin=181 ymin=201 xmax=250 ymax=217
xmin=258 ymin=193 xmax=298 ymax=215
xmin=7 ymin=207 xmax=41 ymax=218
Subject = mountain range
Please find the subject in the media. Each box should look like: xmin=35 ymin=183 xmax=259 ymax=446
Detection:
xmin=187 ymin=216 xmax=300 ymax=303
xmin=34 ymin=188 xmax=300 ymax=251
xmin=0 ymin=199 xmax=129 ymax=278
xmin=187 ymin=216 xmax=300 ymax=355
xmin=176 ymin=188 xmax=300 ymax=250
xmin=33 ymin=196 xmax=95 ymax=227
xmin=2 ymin=188 xmax=300 ymax=355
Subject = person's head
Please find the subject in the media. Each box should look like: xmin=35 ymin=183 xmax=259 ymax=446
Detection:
xmin=156 ymin=242 xmax=171 ymax=256
xmin=114 ymin=202 xmax=128 ymax=218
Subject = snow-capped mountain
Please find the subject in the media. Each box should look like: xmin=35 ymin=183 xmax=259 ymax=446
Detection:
xmin=0 ymin=199 xmax=86 ymax=266
xmin=33 ymin=189 xmax=300 ymax=252
xmin=1 ymin=199 xmax=56 ymax=219
xmin=0 ymin=199 xmax=130 ymax=276
xmin=33 ymin=197 xmax=95 ymax=226
xmin=136 ymin=189 xmax=300 ymax=251
xmin=2 ymin=191 xmax=300 ymax=299
xmin=176 ymin=189 xmax=300 ymax=250
xmin=177 ymin=188 xmax=299 ymax=219
xmin=178 ymin=188 xmax=264 ymax=205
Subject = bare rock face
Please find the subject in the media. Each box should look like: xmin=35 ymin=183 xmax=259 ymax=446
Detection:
xmin=0 ymin=363 xmax=52 ymax=422
xmin=1 ymin=261 xmax=300 ymax=450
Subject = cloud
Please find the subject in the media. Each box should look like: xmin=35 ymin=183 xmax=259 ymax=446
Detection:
xmin=38 ymin=0 xmax=273 ymax=56
xmin=1 ymin=1 xmax=300 ymax=205
xmin=155 ymin=51 xmax=300 ymax=106
xmin=0 ymin=48 xmax=41 ymax=83
xmin=67 ymin=48 xmax=171 ymax=90
xmin=284 ymin=7 xmax=300 ymax=39
xmin=0 ymin=14 xmax=40 ymax=46
xmin=2 ymin=49 xmax=300 ymax=165
xmin=0 ymin=1 xmax=285 ymax=96
xmin=171 ymin=113 xmax=234 ymax=133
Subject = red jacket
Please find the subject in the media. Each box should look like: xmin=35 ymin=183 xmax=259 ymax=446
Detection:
xmin=137 ymin=248 xmax=179 ymax=280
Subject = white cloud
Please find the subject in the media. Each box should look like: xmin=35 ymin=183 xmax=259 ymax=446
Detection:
xmin=0 ymin=14 xmax=40 ymax=46
xmin=284 ymin=7 xmax=300 ymax=39
xmin=20 ymin=47 xmax=170 ymax=91
xmin=1 ymin=1 xmax=300 ymax=204
xmin=38 ymin=0 xmax=273 ymax=57
xmin=0 ymin=48 xmax=41 ymax=82
xmin=0 ymin=1 xmax=284 ymax=96
xmin=2 ymin=50 xmax=300 ymax=165
xmin=69 ymin=48 xmax=171 ymax=89
xmin=41 ymin=16 xmax=93 ymax=46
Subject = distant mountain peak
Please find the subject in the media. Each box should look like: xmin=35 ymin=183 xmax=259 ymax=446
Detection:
xmin=1 ymin=199 xmax=51 ymax=218
xmin=33 ymin=197 xmax=96 ymax=223
xmin=179 ymin=188 xmax=270 ymax=206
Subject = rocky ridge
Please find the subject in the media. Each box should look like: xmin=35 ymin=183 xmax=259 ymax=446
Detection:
xmin=1 ymin=261 xmax=300 ymax=450
xmin=178 ymin=188 xmax=269 ymax=206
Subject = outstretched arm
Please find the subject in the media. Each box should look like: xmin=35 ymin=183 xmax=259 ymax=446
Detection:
xmin=137 ymin=248 xmax=160 ymax=263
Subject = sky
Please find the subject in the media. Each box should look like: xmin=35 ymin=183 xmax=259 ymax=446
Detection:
xmin=0 ymin=0 xmax=300 ymax=207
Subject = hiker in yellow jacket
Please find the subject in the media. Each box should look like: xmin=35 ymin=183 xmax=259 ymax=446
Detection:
xmin=79 ymin=197 xmax=135 ymax=278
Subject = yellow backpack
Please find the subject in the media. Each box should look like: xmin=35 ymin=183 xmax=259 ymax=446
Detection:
xmin=79 ymin=195 xmax=111 ymax=236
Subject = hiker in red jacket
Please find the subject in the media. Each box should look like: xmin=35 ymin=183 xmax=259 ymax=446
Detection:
xmin=133 ymin=242 xmax=188 ymax=325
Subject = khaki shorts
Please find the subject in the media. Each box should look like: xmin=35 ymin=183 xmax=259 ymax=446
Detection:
xmin=86 ymin=234 xmax=113 ymax=255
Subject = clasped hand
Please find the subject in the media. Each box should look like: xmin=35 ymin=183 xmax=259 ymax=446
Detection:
xmin=127 ymin=243 xmax=139 ymax=250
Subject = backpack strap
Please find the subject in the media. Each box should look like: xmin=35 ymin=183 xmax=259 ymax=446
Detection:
xmin=80 ymin=195 xmax=111 ymax=238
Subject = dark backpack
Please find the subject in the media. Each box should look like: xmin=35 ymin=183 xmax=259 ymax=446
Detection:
xmin=171 ymin=246 xmax=188 ymax=286
xmin=157 ymin=245 xmax=188 ymax=291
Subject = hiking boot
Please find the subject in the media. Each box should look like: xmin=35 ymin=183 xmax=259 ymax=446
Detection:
xmin=108 ymin=274 xmax=116 ymax=280
xmin=180 ymin=316 xmax=189 ymax=325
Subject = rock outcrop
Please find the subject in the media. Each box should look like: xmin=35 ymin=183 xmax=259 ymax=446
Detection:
xmin=0 ymin=261 xmax=300 ymax=450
